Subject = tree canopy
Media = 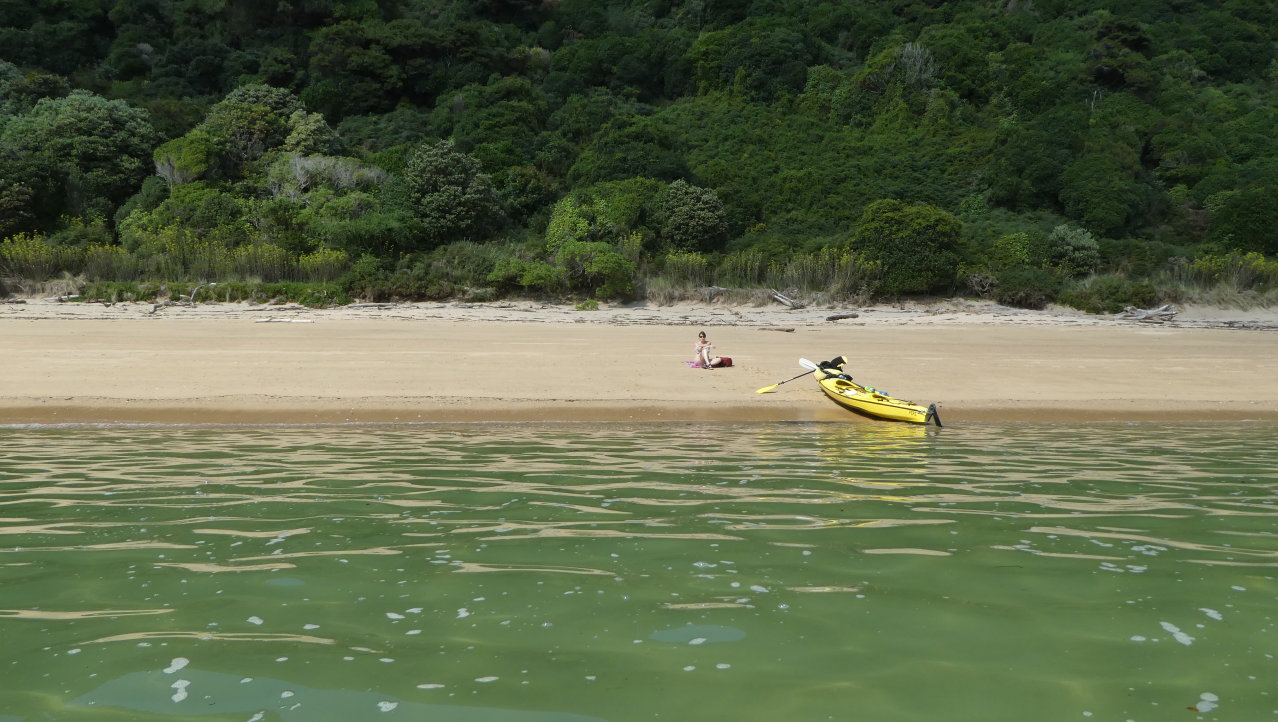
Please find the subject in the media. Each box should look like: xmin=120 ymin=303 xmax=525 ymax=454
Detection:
xmin=2 ymin=0 xmax=1278 ymax=303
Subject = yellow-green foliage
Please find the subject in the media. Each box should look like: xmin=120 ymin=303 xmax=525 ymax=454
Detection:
xmin=1189 ymin=252 xmax=1278 ymax=289
xmin=298 ymin=248 xmax=350 ymax=282
xmin=616 ymin=231 xmax=644 ymax=263
xmin=82 ymin=243 xmax=136 ymax=281
xmin=545 ymin=196 xmax=590 ymax=252
xmin=233 ymin=243 xmax=293 ymax=281
xmin=662 ymin=250 xmax=709 ymax=285
xmin=771 ymin=247 xmax=882 ymax=296
xmin=717 ymin=249 xmax=766 ymax=286
xmin=156 ymin=226 xmax=231 ymax=280
xmin=990 ymin=232 xmax=1032 ymax=269
xmin=0 ymin=233 xmax=64 ymax=280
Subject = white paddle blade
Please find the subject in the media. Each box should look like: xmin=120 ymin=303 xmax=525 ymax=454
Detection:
xmin=798 ymin=358 xmax=820 ymax=371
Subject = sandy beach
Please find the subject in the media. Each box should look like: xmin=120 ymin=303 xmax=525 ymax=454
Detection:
xmin=2 ymin=297 xmax=1276 ymax=425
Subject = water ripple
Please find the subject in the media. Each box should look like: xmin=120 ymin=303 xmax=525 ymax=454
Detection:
xmin=3 ymin=421 xmax=1277 ymax=721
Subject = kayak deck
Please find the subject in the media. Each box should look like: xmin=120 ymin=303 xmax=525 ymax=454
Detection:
xmin=811 ymin=357 xmax=941 ymax=426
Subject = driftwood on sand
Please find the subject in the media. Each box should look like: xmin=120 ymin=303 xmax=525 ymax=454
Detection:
xmin=826 ymin=313 xmax=860 ymax=321
xmin=769 ymin=289 xmax=806 ymax=309
xmin=1119 ymin=304 xmax=1177 ymax=323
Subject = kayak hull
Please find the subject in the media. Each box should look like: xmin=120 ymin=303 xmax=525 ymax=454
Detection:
xmin=811 ymin=357 xmax=941 ymax=426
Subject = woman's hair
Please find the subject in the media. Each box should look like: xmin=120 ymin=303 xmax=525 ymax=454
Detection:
xmin=698 ymin=331 xmax=706 ymax=338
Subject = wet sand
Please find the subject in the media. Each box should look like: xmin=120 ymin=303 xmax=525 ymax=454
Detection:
xmin=3 ymin=298 xmax=1276 ymax=425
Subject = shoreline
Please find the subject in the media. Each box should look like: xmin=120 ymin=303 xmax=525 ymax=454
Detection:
xmin=3 ymin=297 xmax=1277 ymax=426
xmin=4 ymin=398 xmax=1278 ymax=426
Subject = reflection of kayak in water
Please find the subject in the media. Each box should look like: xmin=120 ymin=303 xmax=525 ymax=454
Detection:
xmin=803 ymin=356 xmax=942 ymax=426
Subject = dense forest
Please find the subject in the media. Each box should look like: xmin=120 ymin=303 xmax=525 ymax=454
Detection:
xmin=2 ymin=0 xmax=1278 ymax=310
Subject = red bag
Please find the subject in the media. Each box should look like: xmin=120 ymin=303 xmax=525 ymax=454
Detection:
xmin=716 ymin=357 xmax=733 ymax=367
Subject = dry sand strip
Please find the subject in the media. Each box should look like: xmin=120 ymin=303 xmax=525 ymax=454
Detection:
xmin=2 ymin=300 xmax=1277 ymax=425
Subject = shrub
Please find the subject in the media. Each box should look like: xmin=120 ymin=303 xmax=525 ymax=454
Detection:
xmin=958 ymin=264 xmax=997 ymax=298
xmin=717 ymin=249 xmax=766 ymax=286
xmin=556 ymin=241 xmax=636 ymax=299
xmin=1059 ymin=275 xmax=1158 ymax=314
xmin=232 ymin=243 xmax=294 ymax=282
xmin=848 ymin=199 xmax=961 ymax=295
xmin=989 ymin=232 xmax=1032 ymax=269
xmin=767 ymin=247 xmax=882 ymax=298
xmin=488 ymin=257 xmax=565 ymax=295
xmin=661 ymin=250 xmax=710 ymax=286
xmin=265 ymin=281 xmax=347 ymax=307
xmin=1186 ymin=252 xmax=1278 ymax=290
xmin=421 ymin=241 xmax=507 ymax=287
xmin=79 ymin=281 xmax=163 ymax=302
xmin=1045 ymin=224 xmax=1101 ymax=277
xmin=0 ymin=233 xmax=63 ymax=280
xmin=82 ymin=244 xmax=138 ymax=281
xmin=993 ymin=266 xmax=1061 ymax=309
xmin=298 ymin=248 xmax=350 ymax=282
xmin=338 ymin=254 xmax=389 ymax=300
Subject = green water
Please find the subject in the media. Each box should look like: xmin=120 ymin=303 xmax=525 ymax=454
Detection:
xmin=1 ymin=422 xmax=1275 ymax=721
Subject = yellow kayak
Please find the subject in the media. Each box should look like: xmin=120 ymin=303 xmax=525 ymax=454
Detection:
xmin=808 ymin=356 xmax=941 ymax=426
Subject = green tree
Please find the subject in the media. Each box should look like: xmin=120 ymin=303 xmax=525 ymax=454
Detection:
xmin=1045 ymin=224 xmax=1102 ymax=277
xmin=0 ymin=60 xmax=69 ymax=117
xmin=544 ymin=178 xmax=663 ymax=252
xmin=392 ymin=140 xmax=504 ymax=246
xmin=0 ymin=159 xmax=62 ymax=236
xmin=567 ymin=118 xmax=687 ymax=184
xmin=847 ymin=199 xmax=961 ymax=295
xmin=436 ymin=76 xmax=548 ymax=168
xmin=687 ymin=18 xmax=813 ymax=102
xmin=200 ymin=84 xmax=303 ymax=168
xmin=1208 ymin=187 xmax=1278 ymax=255
xmin=656 ymin=180 xmax=727 ymax=252
xmin=547 ymin=89 xmax=640 ymax=144
xmin=283 ymin=110 xmax=340 ymax=155
xmin=986 ymin=107 xmax=1085 ymax=211
xmin=555 ymin=240 xmax=636 ymax=299
xmin=303 ymin=21 xmax=402 ymax=119
xmin=154 ymin=85 xmax=334 ymax=183
xmin=119 ymin=183 xmax=251 ymax=253
xmin=1058 ymin=142 xmax=1146 ymax=237
xmin=0 ymin=90 xmax=158 ymax=219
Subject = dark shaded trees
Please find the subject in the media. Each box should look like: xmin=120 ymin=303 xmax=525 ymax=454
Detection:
xmin=1 ymin=90 xmax=158 ymax=220
xmin=390 ymin=140 xmax=504 ymax=248
xmin=847 ymin=199 xmax=961 ymax=295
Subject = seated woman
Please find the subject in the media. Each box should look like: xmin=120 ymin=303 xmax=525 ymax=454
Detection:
xmin=693 ymin=331 xmax=728 ymax=368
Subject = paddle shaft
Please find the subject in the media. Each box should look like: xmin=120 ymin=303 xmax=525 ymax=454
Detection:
xmin=755 ymin=369 xmax=812 ymax=393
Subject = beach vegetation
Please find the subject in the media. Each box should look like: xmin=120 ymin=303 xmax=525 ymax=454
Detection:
xmin=1 ymin=232 xmax=65 ymax=280
xmin=992 ymin=267 xmax=1061 ymax=311
xmin=76 ymin=280 xmax=349 ymax=306
xmin=1 ymin=1 xmax=1277 ymax=312
xmin=1058 ymin=275 xmax=1159 ymax=315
